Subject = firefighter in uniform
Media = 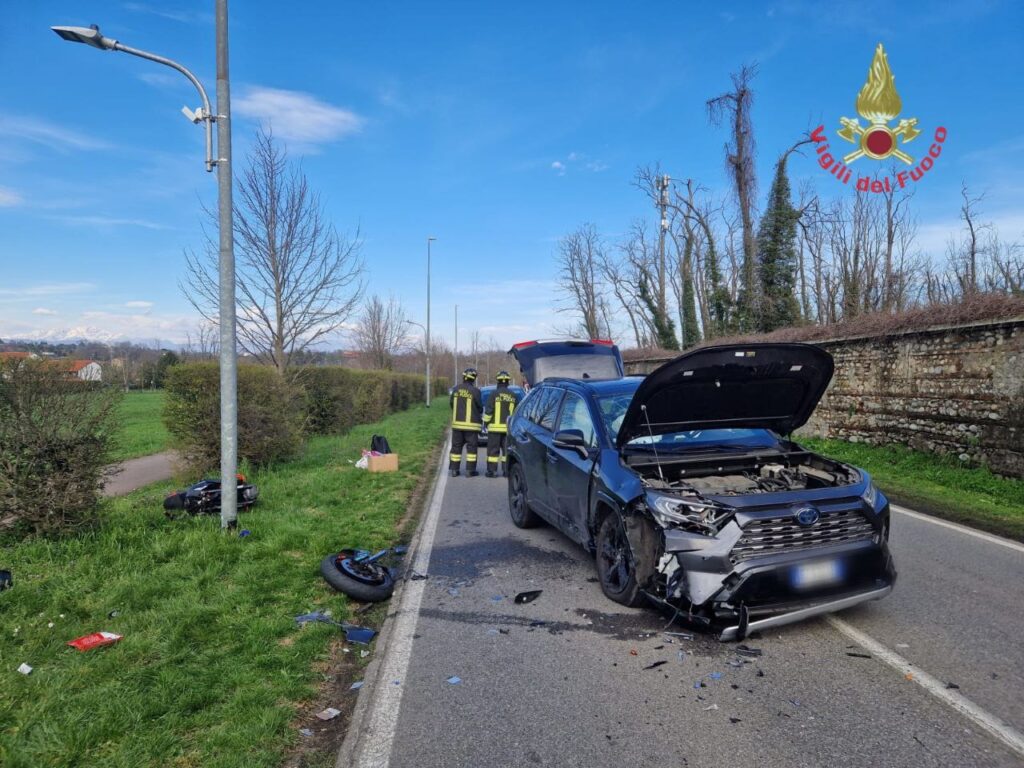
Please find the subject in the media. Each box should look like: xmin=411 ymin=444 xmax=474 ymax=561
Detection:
xmin=449 ymin=367 xmax=482 ymax=477
xmin=483 ymin=370 xmax=520 ymax=478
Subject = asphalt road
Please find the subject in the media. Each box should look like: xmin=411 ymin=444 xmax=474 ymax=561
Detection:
xmin=102 ymin=450 xmax=178 ymax=496
xmin=343 ymin=451 xmax=1024 ymax=768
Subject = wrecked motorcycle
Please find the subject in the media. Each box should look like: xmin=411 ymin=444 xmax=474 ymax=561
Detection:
xmin=163 ymin=474 xmax=259 ymax=517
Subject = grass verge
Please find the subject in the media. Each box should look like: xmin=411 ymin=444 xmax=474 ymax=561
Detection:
xmin=111 ymin=390 xmax=170 ymax=462
xmin=800 ymin=437 xmax=1024 ymax=541
xmin=0 ymin=399 xmax=449 ymax=768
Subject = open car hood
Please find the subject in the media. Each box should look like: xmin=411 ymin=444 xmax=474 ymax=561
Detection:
xmin=616 ymin=343 xmax=834 ymax=448
xmin=509 ymin=340 xmax=624 ymax=387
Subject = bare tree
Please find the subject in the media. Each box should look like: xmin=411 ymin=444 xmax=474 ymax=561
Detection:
xmin=555 ymin=223 xmax=609 ymax=338
xmin=183 ymin=129 xmax=365 ymax=376
xmin=352 ymin=295 xmax=409 ymax=370
xmin=708 ymin=64 xmax=759 ymax=328
xmin=182 ymin=321 xmax=219 ymax=361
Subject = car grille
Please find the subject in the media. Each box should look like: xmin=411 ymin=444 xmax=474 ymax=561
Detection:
xmin=730 ymin=508 xmax=875 ymax=564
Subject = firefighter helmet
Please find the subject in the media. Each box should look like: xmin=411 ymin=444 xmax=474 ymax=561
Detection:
xmin=462 ymin=367 xmax=478 ymax=382
xmin=496 ymin=370 xmax=512 ymax=384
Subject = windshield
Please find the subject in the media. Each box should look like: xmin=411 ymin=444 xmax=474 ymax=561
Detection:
xmin=598 ymin=393 xmax=779 ymax=451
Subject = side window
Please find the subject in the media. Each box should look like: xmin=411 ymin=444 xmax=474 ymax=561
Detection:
xmin=556 ymin=392 xmax=597 ymax=447
xmin=536 ymin=388 xmax=564 ymax=432
xmin=518 ymin=389 xmax=541 ymax=423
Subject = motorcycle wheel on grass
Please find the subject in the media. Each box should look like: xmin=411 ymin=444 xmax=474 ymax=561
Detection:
xmin=320 ymin=550 xmax=395 ymax=602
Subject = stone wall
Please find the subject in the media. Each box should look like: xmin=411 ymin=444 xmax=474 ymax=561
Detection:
xmin=624 ymin=317 xmax=1024 ymax=477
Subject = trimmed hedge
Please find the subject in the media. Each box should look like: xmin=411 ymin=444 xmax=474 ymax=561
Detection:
xmin=302 ymin=367 xmax=448 ymax=435
xmin=0 ymin=359 xmax=121 ymax=537
xmin=164 ymin=364 xmax=448 ymax=471
xmin=164 ymin=363 xmax=304 ymax=472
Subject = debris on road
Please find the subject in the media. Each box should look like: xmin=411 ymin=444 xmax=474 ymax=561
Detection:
xmin=448 ymin=588 xmax=460 ymax=597
xmin=946 ymin=682 xmax=960 ymax=690
xmin=708 ymin=672 xmax=723 ymax=680
xmin=350 ymin=681 xmax=364 ymax=691
xmin=846 ymin=652 xmax=872 ymax=659
xmin=677 ymin=650 xmax=686 ymax=663
xmin=665 ymin=631 xmax=694 ymax=640
xmin=409 ymin=571 xmax=429 ymax=581
xmin=299 ymin=728 xmax=314 ymax=737
xmin=316 ymin=707 xmax=341 ymax=721
xmin=514 ymin=590 xmax=542 ymax=604
xmin=629 ymin=649 xmax=638 ymax=656
xmin=896 ymin=643 xmax=909 ymax=648
xmin=729 ymin=717 xmax=742 ymax=724
xmin=293 ymin=611 xmax=377 ymax=644
xmin=490 ymin=595 xmax=503 ymax=602
xmin=446 ymin=676 xmax=462 ymax=685
xmin=17 ymin=663 xmax=32 ymax=675
xmin=643 ymin=660 xmax=668 ymax=670
xmin=393 ymin=545 xmax=409 ymax=555
xmin=735 ymin=644 xmax=763 ymax=657
xmin=67 ymin=631 xmax=122 ymax=652
xmin=704 ymin=704 xmax=719 ymax=711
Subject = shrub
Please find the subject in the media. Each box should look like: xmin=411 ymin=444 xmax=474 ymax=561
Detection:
xmin=0 ymin=358 xmax=121 ymax=537
xmin=164 ymin=363 xmax=303 ymax=472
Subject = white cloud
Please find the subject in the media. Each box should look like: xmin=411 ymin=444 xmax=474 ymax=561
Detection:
xmin=32 ymin=307 xmax=58 ymax=316
xmin=0 ymin=116 xmax=109 ymax=151
xmin=550 ymin=152 xmax=608 ymax=175
xmin=50 ymin=215 xmax=169 ymax=230
xmin=0 ymin=282 xmax=95 ymax=298
xmin=0 ymin=186 xmax=22 ymax=206
xmin=125 ymin=300 xmax=154 ymax=309
xmin=551 ymin=160 xmax=566 ymax=176
xmin=123 ymin=2 xmax=213 ymax=24
xmin=235 ymin=87 xmax=363 ymax=147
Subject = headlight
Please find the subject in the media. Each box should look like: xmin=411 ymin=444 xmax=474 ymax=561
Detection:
xmin=861 ymin=480 xmax=878 ymax=510
xmin=645 ymin=491 xmax=725 ymax=533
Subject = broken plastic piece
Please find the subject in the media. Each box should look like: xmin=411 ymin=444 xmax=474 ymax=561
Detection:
xmin=17 ymin=663 xmax=32 ymax=675
xmin=299 ymin=728 xmax=314 ymax=737
xmin=393 ymin=545 xmax=409 ymax=555
xmin=409 ymin=571 xmax=429 ymax=581
xmin=727 ymin=660 xmax=743 ymax=668
xmin=729 ymin=717 xmax=742 ymax=724
xmin=239 ymin=529 xmax=251 ymax=538
xmin=704 ymin=704 xmax=719 ymax=711
xmin=0 ymin=569 xmax=12 ymax=591
xmin=67 ymin=631 xmax=122 ymax=652
xmin=448 ymin=588 xmax=460 ymax=597
xmin=345 ymin=626 xmax=376 ymax=645
xmin=350 ymin=681 xmax=364 ymax=690
xmin=629 ymin=649 xmax=639 ymax=656
xmin=677 ymin=650 xmax=686 ymax=663
xmin=946 ymin=682 xmax=960 ymax=690
xmin=316 ymin=707 xmax=341 ymax=721
xmin=514 ymin=590 xmax=542 ymax=604
xmin=665 ymin=631 xmax=694 ymax=640
xmin=490 ymin=595 xmax=503 ymax=602
xmin=643 ymin=660 xmax=668 ymax=670
xmin=709 ymin=672 xmax=723 ymax=680
xmin=846 ymin=652 xmax=872 ymax=659
xmin=736 ymin=644 xmax=763 ymax=657
xmin=446 ymin=676 xmax=461 ymax=685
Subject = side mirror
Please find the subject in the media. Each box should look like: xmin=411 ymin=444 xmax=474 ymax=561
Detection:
xmin=553 ymin=429 xmax=590 ymax=458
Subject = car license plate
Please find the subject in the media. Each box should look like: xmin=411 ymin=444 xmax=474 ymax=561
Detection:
xmin=792 ymin=560 xmax=842 ymax=590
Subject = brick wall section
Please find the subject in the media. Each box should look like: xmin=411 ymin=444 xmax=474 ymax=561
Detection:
xmin=623 ymin=317 xmax=1024 ymax=478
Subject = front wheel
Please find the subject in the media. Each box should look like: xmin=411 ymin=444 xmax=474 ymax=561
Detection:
xmin=320 ymin=552 xmax=395 ymax=602
xmin=507 ymin=462 xmax=541 ymax=529
xmin=595 ymin=514 xmax=644 ymax=607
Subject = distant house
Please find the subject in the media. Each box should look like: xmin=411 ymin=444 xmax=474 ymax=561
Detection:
xmin=64 ymin=359 xmax=102 ymax=382
xmin=0 ymin=351 xmax=38 ymax=362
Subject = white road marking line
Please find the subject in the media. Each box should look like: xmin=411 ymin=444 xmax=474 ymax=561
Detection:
xmin=891 ymin=504 xmax=1024 ymax=555
xmin=826 ymin=615 xmax=1024 ymax=759
xmin=349 ymin=449 xmax=450 ymax=768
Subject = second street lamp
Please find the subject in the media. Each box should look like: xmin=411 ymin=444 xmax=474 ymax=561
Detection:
xmin=51 ymin=16 xmax=240 ymax=531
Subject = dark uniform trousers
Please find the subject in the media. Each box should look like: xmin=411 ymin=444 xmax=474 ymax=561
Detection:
xmin=486 ymin=432 xmax=508 ymax=472
xmin=450 ymin=429 xmax=480 ymax=472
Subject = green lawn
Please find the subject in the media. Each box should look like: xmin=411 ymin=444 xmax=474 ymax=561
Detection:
xmin=0 ymin=399 xmax=449 ymax=768
xmin=111 ymin=390 xmax=170 ymax=462
xmin=799 ymin=437 xmax=1024 ymax=541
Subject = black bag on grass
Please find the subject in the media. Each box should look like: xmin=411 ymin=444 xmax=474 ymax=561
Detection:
xmin=370 ymin=434 xmax=392 ymax=454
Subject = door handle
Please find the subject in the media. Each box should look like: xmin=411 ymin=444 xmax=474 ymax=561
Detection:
xmin=546 ymin=448 xmax=559 ymax=463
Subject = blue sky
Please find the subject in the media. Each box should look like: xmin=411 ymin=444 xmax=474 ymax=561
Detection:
xmin=1 ymin=1 xmax=1022 ymax=349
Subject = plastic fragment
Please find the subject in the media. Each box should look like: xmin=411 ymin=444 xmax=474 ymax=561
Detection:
xmin=665 ymin=631 xmax=694 ymax=640
xmin=736 ymin=644 xmax=763 ymax=657
xmin=729 ymin=717 xmax=742 ymax=724
xmin=448 ymin=588 xmax=460 ymax=597
xmin=392 ymin=545 xmax=409 ymax=555
xmin=709 ymin=672 xmax=723 ymax=680
xmin=896 ymin=643 xmax=910 ymax=648
xmin=643 ymin=660 xmax=668 ymax=670
xmin=409 ymin=571 xmax=429 ymax=581
xmin=0 ymin=570 xmax=13 ymax=591
xmin=846 ymin=652 xmax=872 ymax=659
xmin=704 ymin=704 xmax=719 ymax=711
xmin=299 ymin=728 xmax=314 ymax=737
xmin=316 ymin=707 xmax=341 ymax=721
xmin=514 ymin=590 xmax=542 ymax=604
xmin=360 ymin=650 xmax=370 ymax=658
xmin=727 ymin=660 xmax=743 ymax=668
xmin=946 ymin=682 xmax=960 ymax=690
xmin=629 ymin=649 xmax=639 ymax=656
xmin=350 ymin=681 xmax=364 ymax=690
xmin=677 ymin=650 xmax=686 ymax=663
xmin=446 ymin=676 xmax=461 ymax=685
xmin=486 ymin=629 xmax=500 ymax=635
xmin=67 ymin=631 xmax=122 ymax=652
xmin=490 ymin=595 xmax=503 ymax=602
xmin=239 ymin=529 xmax=251 ymax=538
xmin=17 ymin=663 xmax=32 ymax=675
xmin=344 ymin=626 xmax=376 ymax=645
xmin=789 ymin=699 xmax=801 ymax=707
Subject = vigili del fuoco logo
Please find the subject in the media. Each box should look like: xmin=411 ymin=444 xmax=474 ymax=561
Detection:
xmin=811 ymin=43 xmax=947 ymax=194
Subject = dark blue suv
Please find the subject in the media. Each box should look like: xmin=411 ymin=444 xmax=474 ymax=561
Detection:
xmin=505 ymin=343 xmax=896 ymax=640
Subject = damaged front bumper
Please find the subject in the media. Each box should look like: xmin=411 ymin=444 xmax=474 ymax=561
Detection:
xmin=647 ymin=504 xmax=896 ymax=640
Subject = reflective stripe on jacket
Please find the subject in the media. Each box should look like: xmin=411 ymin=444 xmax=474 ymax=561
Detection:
xmin=450 ymin=383 xmax=482 ymax=430
xmin=483 ymin=386 xmax=520 ymax=433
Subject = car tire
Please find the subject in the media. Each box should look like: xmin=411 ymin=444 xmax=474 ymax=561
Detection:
xmin=595 ymin=513 xmax=645 ymax=607
xmin=507 ymin=462 xmax=541 ymax=529
xmin=320 ymin=553 xmax=395 ymax=602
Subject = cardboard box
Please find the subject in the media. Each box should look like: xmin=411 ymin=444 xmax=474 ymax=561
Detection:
xmin=367 ymin=453 xmax=399 ymax=473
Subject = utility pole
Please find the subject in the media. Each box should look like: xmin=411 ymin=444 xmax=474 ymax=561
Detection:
xmin=426 ymin=236 xmax=435 ymax=406
xmin=215 ymin=0 xmax=238 ymax=531
xmin=453 ymin=304 xmax=459 ymax=382
xmin=656 ymin=173 xmax=674 ymax=344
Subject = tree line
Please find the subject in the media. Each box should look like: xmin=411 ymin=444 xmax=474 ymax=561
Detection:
xmin=556 ymin=65 xmax=1023 ymax=350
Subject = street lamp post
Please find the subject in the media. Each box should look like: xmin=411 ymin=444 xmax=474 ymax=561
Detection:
xmin=405 ymin=319 xmax=429 ymax=405
xmin=426 ymin=236 xmax=435 ymax=406
xmin=52 ymin=8 xmax=239 ymax=531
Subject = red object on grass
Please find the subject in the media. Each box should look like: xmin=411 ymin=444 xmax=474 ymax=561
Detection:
xmin=67 ymin=631 xmax=123 ymax=652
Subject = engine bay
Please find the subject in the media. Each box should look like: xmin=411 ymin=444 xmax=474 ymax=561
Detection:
xmin=639 ymin=451 xmax=859 ymax=496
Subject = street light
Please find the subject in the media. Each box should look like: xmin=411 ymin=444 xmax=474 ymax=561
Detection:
xmin=52 ymin=12 xmax=240 ymax=531
xmin=426 ymin=236 xmax=435 ymax=407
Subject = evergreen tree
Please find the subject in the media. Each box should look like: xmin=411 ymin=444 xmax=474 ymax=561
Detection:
xmin=755 ymin=156 xmax=801 ymax=332
xmin=639 ymin=276 xmax=679 ymax=350
xmin=679 ymin=233 xmax=702 ymax=348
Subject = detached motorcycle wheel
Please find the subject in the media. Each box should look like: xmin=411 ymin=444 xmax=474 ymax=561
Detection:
xmin=320 ymin=552 xmax=395 ymax=602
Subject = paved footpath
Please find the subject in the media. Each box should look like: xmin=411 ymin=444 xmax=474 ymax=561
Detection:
xmin=341 ymin=452 xmax=1024 ymax=768
xmin=102 ymin=450 xmax=178 ymax=497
